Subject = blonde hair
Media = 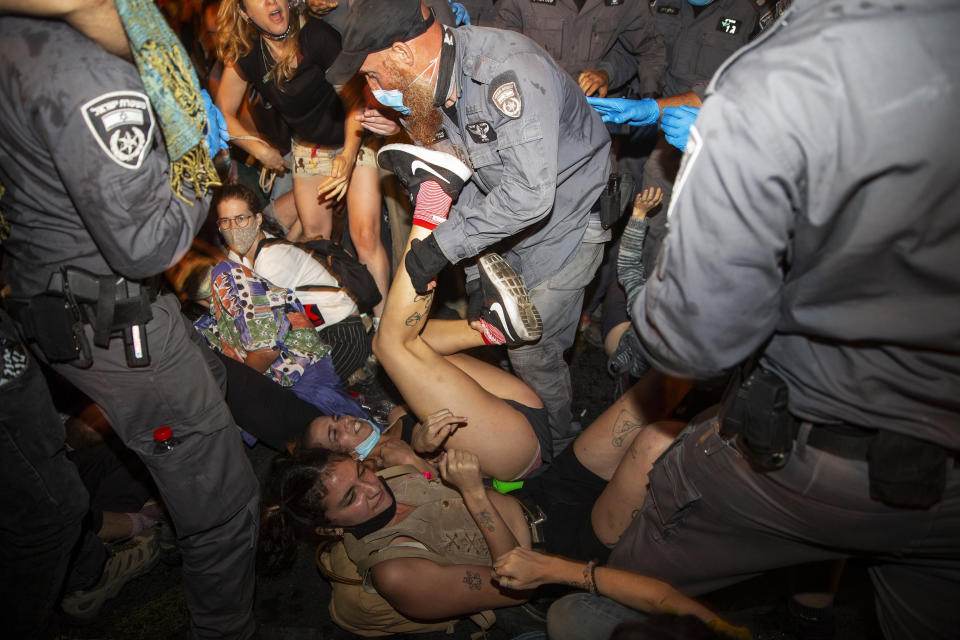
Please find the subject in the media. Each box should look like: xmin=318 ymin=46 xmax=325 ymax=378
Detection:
xmin=216 ymin=0 xmax=303 ymax=86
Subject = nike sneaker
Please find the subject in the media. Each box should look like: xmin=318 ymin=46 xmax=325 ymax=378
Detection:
xmin=477 ymin=253 xmax=542 ymax=345
xmin=377 ymin=143 xmax=472 ymax=200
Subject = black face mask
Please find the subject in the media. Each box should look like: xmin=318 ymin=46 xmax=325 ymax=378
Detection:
xmin=345 ymin=480 xmax=397 ymax=539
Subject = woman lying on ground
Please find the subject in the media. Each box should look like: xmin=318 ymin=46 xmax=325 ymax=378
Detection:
xmin=259 ymin=369 xmax=689 ymax=623
xmin=294 ymin=144 xmax=547 ymax=482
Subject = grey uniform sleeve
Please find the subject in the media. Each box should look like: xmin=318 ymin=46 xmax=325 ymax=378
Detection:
xmin=432 ymin=55 xmax=561 ymax=264
xmin=633 ymin=90 xmax=803 ymax=380
xmin=596 ymin=5 xmax=666 ymax=93
xmin=39 ymin=61 xmax=207 ymax=280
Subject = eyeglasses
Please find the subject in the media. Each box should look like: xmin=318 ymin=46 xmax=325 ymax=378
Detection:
xmin=216 ymin=214 xmax=255 ymax=230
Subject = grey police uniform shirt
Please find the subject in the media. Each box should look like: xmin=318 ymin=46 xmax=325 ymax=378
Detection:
xmin=652 ymin=0 xmax=770 ymax=98
xmin=633 ymin=0 xmax=960 ymax=447
xmin=0 ymin=18 xmax=208 ymax=299
xmin=493 ymin=0 xmax=666 ymax=94
xmin=430 ymin=25 xmax=612 ymax=290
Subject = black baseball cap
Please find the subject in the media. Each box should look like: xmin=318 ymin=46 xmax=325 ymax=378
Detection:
xmin=327 ymin=0 xmax=436 ymax=85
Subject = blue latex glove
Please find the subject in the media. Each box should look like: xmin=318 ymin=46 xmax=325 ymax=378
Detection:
xmin=449 ymin=1 xmax=471 ymax=25
xmin=660 ymin=105 xmax=700 ymax=152
xmin=201 ymin=89 xmax=230 ymax=158
xmin=586 ymin=97 xmax=660 ymax=127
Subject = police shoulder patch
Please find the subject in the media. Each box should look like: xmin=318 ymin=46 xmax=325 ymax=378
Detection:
xmin=489 ymin=71 xmax=523 ymax=119
xmin=81 ymin=91 xmax=155 ymax=170
xmin=466 ymin=121 xmax=497 ymax=144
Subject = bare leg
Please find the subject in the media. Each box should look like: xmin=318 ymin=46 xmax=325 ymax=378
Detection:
xmin=590 ymin=420 xmax=685 ymax=546
xmin=420 ymin=318 xmax=486 ymax=354
xmin=573 ymin=370 xmax=691 ymax=480
xmin=372 ymin=219 xmax=538 ymax=480
xmin=293 ymin=173 xmax=335 ymax=240
xmin=347 ymin=164 xmax=390 ymax=317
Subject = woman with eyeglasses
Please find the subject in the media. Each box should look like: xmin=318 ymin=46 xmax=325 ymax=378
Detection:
xmin=211 ymin=182 xmax=372 ymax=385
xmin=195 ymin=187 xmax=366 ymax=420
xmin=215 ymin=0 xmax=392 ymax=319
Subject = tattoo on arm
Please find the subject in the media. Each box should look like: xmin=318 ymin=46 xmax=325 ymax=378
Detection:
xmin=611 ymin=409 xmax=643 ymax=447
xmin=463 ymin=570 xmax=482 ymax=591
xmin=405 ymin=311 xmax=423 ymax=326
xmin=476 ymin=510 xmax=496 ymax=533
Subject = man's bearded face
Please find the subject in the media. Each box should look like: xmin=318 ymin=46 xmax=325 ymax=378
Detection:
xmin=384 ymin=58 xmax=443 ymax=146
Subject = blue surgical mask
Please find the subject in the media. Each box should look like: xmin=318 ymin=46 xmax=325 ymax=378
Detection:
xmin=371 ymin=56 xmax=439 ymax=115
xmin=372 ymin=89 xmax=410 ymax=115
xmin=687 ymin=0 xmax=715 ymax=5
xmin=352 ymin=419 xmax=381 ymax=461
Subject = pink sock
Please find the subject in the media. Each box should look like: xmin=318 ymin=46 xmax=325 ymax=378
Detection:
xmin=412 ymin=181 xmax=453 ymax=230
xmin=479 ymin=318 xmax=506 ymax=345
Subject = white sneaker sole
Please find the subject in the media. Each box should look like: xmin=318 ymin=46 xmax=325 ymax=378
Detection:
xmin=479 ymin=254 xmax=542 ymax=342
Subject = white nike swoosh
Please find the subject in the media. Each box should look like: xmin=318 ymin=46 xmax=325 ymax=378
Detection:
xmin=411 ymin=159 xmax=449 ymax=183
xmin=488 ymin=301 xmax=517 ymax=341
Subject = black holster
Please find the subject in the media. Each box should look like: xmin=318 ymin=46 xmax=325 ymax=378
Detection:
xmin=868 ymin=431 xmax=948 ymax=509
xmin=719 ymin=365 xmax=798 ymax=471
xmin=8 ymin=267 xmax=156 ymax=368
xmin=598 ymin=172 xmax=636 ymax=229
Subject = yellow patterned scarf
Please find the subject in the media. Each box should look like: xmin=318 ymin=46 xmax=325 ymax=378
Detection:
xmin=115 ymin=0 xmax=218 ymax=201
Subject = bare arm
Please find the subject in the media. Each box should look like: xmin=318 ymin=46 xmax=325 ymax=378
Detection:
xmin=439 ymin=450 xmax=526 ymax=560
xmin=0 ymin=0 xmax=130 ymax=59
xmin=372 ymin=558 xmax=529 ymax=620
xmin=656 ymin=91 xmax=702 ymax=111
xmin=494 ymin=549 xmax=720 ymax=624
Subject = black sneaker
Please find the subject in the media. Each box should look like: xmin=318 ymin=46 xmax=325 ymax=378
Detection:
xmin=377 ymin=143 xmax=472 ymax=200
xmin=478 ymin=253 xmax=542 ymax=345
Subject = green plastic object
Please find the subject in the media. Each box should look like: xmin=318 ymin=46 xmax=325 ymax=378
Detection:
xmin=492 ymin=479 xmax=524 ymax=494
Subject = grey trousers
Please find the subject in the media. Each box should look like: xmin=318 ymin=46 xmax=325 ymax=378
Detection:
xmin=508 ymin=225 xmax=606 ymax=451
xmin=50 ymin=294 xmax=259 ymax=640
xmin=604 ymin=408 xmax=960 ymax=640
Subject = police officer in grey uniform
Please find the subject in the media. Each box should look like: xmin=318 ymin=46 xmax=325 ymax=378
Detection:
xmin=547 ymin=1 xmax=960 ymax=638
xmin=0 ymin=16 xmax=258 ymax=639
xmin=330 ymin=0 xmax=612 ymax=452
xmin=493 ymin=0 xmax=666 ymax=98
xmin=640 ymin=0 xmax=776 ymax=203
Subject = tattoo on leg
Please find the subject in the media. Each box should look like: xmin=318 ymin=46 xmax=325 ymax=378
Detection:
xmin=463 ymin=570 xmax=482 ymax=591
xmin=611 ymin=409 xmax=643 ymax=447
xmin=476 ymin=510 xmax=496 ymax=533
xmin=414 ymin=293 xmax=433 ymax=304
xmin=405 ymin=311 xmax=423 ymax=326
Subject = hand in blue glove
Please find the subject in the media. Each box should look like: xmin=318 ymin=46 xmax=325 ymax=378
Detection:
xmin=201 ymin=89 xmax=230 ymax=159
xmin=586 ymin=97 xmax=660 ymax=127
xmin=449 ymin=1 xmax=471 ymax=25
xmin=660 ymin=105 xmax=700 ymax=152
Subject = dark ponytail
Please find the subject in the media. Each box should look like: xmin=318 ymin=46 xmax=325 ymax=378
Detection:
xmin=257 ymin=447 xmax=349 ymax=574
